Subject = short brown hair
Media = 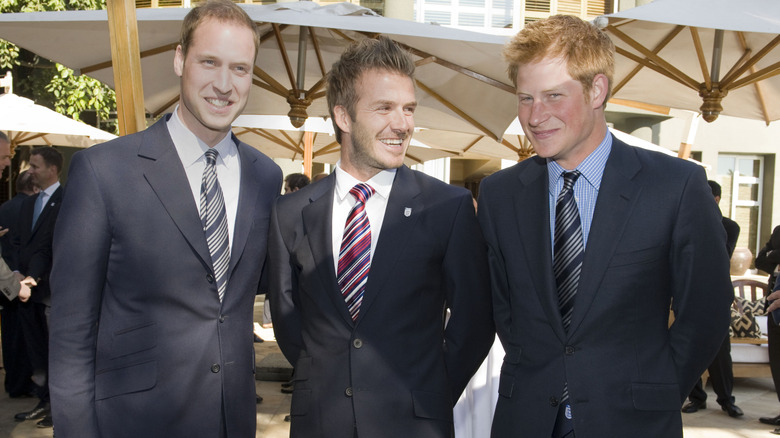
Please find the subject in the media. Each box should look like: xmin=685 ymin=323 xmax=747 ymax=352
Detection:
xmin=326 ymin=36 xmax=416 ymax=143
xmin=504 ymin=15 xmax=614 ymax=104
xmin=30 ymin=146 xmax=63 ymax=174
xmin=180 ymin=0 xmax=260 ymax=58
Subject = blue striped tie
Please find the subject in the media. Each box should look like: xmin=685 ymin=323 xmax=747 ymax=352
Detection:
xmin=201 ymin=148 xmax=230 ymax=302
xmin=552 ymin=170 xmax=582 ymax=438
xmin=338 ymin=183 xmax=375 ymax=321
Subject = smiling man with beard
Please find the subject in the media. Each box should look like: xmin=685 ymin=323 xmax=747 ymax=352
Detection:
xmin=268 ymin=36 xmax=494 ymax=438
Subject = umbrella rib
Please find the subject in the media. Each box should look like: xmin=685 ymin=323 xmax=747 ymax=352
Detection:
xmin=608 ymin=25 xmax=699 ymax=90
xmin=314 ymin=140 xmax=341 ymax=157
xmin=308 ymin=28 xmax=327 ymax=76
xmin=730 ymin=60 xmax=780 ymax=90
xmin=720 ymin=34 xmax=780 ymax=88
xmin=416 ymin=80 xmax=500 ymax=141
xmin=612 ymin=26 xmax=679 ymax=95
xmin=461 ymin=136 xmax=484 ymax=154
xmin=688 ymin=27 xmax=711 ymax=88
xmin=81 ymin=42 xmax=178 ymax=75
xmin=252 ymin=67 xmax=289 ymax=98
xmin=615 ymin=47 xmax=699 ymax=91
xmin=501 ymin=138 xmax=521 ymax=154
xmin=404 ymin=152 xmax=423 ymax=165
xmin=272 ymin=23 xmax=299 ymax=94
xmin=249 ymin=128 xmax=302 ymax=154
xmin=395 ymin=42 xmax=514 ymax=94
xmin=152 ymin=95 xmax=179 ymax=118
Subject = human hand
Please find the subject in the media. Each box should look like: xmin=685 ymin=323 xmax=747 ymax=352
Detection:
xmin=18 ymin=280 xmax=31 ymax=302
xmin=0 ymin=227 xmax=8 ymax=238
xmin=767 ymin=290 xmax=780 ymax=314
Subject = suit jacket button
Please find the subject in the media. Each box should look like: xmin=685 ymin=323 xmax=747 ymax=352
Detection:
xmin=211 ymin=364 xmax=220 ymax=373
xmin=219 ymin=315 xmax=225 ymax=323
xmin=206 ymin=274 xmax=214 ymax=284
xmin=352 ymin=338 xmax=363 ymax=349
xmin=565 ymin=346 xmax=575 ymax=355
xmin=550 ymin=397 xmax=559 ymax=407
xmin=345 ymin=387 xmax=353 ymax=397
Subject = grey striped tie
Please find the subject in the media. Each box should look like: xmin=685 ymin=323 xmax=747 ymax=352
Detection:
xmin=553 ymin=170 xmax=583 ymax=331
xmin=201 ymin=148 xmax=230 ymax=302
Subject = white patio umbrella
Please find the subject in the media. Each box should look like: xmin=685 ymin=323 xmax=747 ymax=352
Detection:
xmin=232 ymin=115 xmax=464 ymax=166
xmin=0 ymin=2 xmax=517 ymax=141
xmin=597 ymin=0 xmax=780 ymax=124
xmin=0 ymin=92 xmax=116 ymax=149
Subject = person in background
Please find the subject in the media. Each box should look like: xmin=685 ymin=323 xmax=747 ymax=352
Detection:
xmin=12 ymin=146 xmax=63 ymax=429
xmin=479 ymin=15 xmax=732 ymax=438
xmin=680 ymin=180 xmax=742 ymax=417
xmin=755 ymin=225 xmax=780 ymax=432
xmin=0 ymin=158 xmax=37 ymax=399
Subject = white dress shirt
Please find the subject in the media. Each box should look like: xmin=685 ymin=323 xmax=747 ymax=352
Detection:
xmin=331 ymin=163 xmax=396 ymax=274
xmin=167 ymin=107 xmax=241 ymax=250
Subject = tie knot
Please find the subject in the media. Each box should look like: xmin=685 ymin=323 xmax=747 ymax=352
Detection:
xmin=204 ymin=148 xmax=219 ymax=166
xmin=349 ymin=183 xmax=375 ymax=204
xmin=562 ymin=171 xmax=581 ymax=191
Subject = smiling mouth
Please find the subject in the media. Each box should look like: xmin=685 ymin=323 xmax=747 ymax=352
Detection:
xmin=205 ymin=97 xmax=231 ymax=108
xmin=380 ymin=138 xmax=404 ymax=146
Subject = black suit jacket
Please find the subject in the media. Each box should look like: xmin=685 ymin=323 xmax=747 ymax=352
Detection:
xmin=16 ymin=186 xmax=62 ymax=305
xmin=49 ymin=117 xmax=282 ymax=438
xmin=0 ymin=193 xmax=29 ymax=270
xmin=269 ymin=166 xmax=494 ymax=438
xmin=478 ymin=136 xmax=733 ymax=438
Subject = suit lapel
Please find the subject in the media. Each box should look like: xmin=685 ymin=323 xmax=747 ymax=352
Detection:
xmin=228 ymin=138 xmax=259 ymax=276
xmin=139 ymin=118 xmax=211 ymax=270
xmin=568 ymin=138 xmax=642 ymax=336
xmin=358 ymin=166 xmax=422 ymax=322
xmin=302 ymin=175 xmax=355 ymax=326
xmin=515 ymin=158 xmax=566 ymax=341
xmin=30 ymin=186 xmax=62 ymax=235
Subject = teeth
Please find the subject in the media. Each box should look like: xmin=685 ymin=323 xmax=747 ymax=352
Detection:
xmin=206 ymin=98 xmax=229 ymax=108
xmin=381 ymin=139 xmax=403 ymax=145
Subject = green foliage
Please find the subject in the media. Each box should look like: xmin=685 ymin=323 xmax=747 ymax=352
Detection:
xmin=0 ymin=0 xmax=116 ymax=133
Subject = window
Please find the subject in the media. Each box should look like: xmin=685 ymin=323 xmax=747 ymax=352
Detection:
xmin=718 ymin=155 xmax=764 ymax=255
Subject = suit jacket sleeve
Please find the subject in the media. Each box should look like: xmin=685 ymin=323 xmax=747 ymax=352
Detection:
xmin=0 ymin=258 xmax=20 ymax=301
xmin=49 ymin=152 xmax=111 ymax=437
xmin=668 ymin=166 xmax=734 ymax=400
xmin=268 ymin=197 xmax=304 ymax=365
xmin=441 ymin=192 xmax=495 ymax=400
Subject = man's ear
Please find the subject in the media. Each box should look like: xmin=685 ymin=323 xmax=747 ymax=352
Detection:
xmin=590 ymin=73 xmax=609 ymax=109
xmin=333 ymin=105 xmax=352 ymax=134
xmin=174 ymin=45 xmax=185 ymax=78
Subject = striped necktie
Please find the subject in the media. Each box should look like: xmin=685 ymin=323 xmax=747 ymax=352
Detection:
xmin=553 ymin=170 xmax=583 ymax=331
xmin=552 ymin=170 xmax=583 ymax=438
xmin=337 ymin=183 xmax=375 ymax=321
xmin=201 ymin=148 xmax=230 ymax=302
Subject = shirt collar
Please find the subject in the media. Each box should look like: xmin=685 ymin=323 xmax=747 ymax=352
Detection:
xmin=167 ymin=105 xmax=236 ymax=166
xmin=547 ymin=130 xmax=612 ymax=193
xmin=334 ymin=161 xmax=396 ymax=202
xmin=40 ymin=180 xmax=60 ymax=197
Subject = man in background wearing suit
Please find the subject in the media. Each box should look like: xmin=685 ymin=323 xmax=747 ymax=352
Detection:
xmin=48 ymin=1 xmax=282 ymax=436
xmin=12 ymin=146 xmax=63 ymax=429
xmin=478 ymin=15 xmax=733 ymax=438
xmin=269 ymin=36 xmax=494 ymax=437
xmin=681 ymin=180 xmax=742 ymax=417
xmin=0 ymin=140 xmax=37 ymax=399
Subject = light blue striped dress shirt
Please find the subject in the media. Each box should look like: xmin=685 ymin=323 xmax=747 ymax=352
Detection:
xmin=548 ymin=132 xmax=613 ymax=255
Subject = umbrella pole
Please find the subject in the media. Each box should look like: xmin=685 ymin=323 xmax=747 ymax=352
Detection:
xmin=303 ymin=131 xmax=313 ymax=177
xmin=107 ymin=0 xmax=146 ymax=135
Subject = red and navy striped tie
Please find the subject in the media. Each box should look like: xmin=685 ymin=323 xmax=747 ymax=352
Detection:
xmin=338 ymin=183 xmax=375 ymax=321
